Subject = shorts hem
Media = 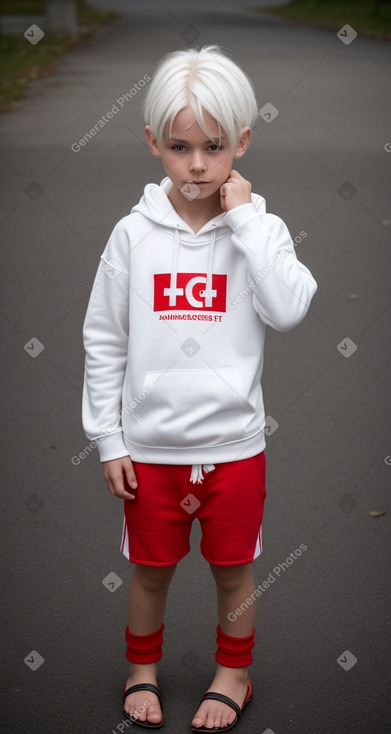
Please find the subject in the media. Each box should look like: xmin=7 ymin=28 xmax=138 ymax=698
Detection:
xmin=126 ymin=547 xmax=191 ymax=567
xmin=201 ymin=551 xmax=263 ymax=566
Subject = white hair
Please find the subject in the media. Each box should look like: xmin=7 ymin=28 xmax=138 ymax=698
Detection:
xmin=142 ymin=45 xmax=258 ymax=150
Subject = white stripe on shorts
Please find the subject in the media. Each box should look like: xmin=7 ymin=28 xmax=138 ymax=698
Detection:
xmin=252 ymin=523 xmax=263 ymax=560
xmin=121 ymin=515 xmax=130 ymax=560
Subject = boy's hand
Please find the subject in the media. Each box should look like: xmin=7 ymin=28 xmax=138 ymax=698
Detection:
xmin=102 ymin=456 xmax=137 ymax=500
xmin=220 ymin=169 xmax=252 ymax=212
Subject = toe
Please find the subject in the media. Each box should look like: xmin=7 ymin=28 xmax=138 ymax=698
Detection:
xmin=193 ymin=705 xmax=218 ymax=730
xmin=223 ymin=709 xmax=237 ymax=727
xmin=192 ymin=700 xmax=238 ymax=730
xmin=192 ymin=715 xmax=204 ymax=729
xmin=146 ymin=702 xmax=163 ymax=724
xmin=124 ymin=690 xmax=162 ymax=724
xmin=203 ymin=712 xmax=214 ymax=729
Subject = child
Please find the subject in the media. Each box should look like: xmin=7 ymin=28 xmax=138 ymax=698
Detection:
xmin=82 ymin=45 xmax=317 ymax=732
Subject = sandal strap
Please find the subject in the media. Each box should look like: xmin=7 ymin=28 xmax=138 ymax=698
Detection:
xmin=123 ymin=682 xmax=162 ymax=707
xmin=200 ymin=691 xmax=240 ymax=718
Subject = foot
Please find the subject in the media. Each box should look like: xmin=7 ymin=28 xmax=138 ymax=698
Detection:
xmin=191 ymin=665 xmax=250 ymax=730
xmin=123 ymin=664 xmax=162 ymax=725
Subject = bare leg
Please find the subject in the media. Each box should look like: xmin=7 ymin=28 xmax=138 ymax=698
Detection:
xmin=124 ymin=563 xmax=176 ymax=724
xmin=192 ymin=563 xmax=256 ymax=730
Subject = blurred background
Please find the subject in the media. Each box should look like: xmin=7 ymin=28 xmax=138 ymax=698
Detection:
xmin=0 ymin=2 xmax=390 ymax=732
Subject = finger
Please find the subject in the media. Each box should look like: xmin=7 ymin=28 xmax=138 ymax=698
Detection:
xmin=219 ymin=190 xmax=227 ymax=211
xmin=118 ymin=472 xmax=136 ymax=499
xmin=121 ymin=457 xmax=137 ymax=490
xmin=106 ymin=480 xmax=117 ymax=497
xmin=124 ymin=466 xmax=138 ymax=490
xmin=122 ymin=472 xmax=137 ymax=499
xmin=115 ymin=485 xmax=136 ymax=500
xmin=109 ymin=472 xmax=136 ymax=500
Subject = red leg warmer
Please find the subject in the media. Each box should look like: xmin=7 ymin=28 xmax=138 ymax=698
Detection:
xmin=125 ymin=623 xmax=165 ymax=664
xmin=215 ymin=624 xmax=255 ymax=668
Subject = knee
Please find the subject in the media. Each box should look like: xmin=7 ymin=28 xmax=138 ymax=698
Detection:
xmin=135 ymin=563 xmax=177 ymax=592
xmin=210 ymin=563 xmax=252 ymax=593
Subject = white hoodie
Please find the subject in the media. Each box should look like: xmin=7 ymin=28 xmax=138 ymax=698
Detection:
xmin=82 ymin=176 xmax=317 ymax=465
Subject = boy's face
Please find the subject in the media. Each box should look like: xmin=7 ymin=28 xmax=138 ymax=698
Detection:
xmin=145 ymin=106 xmax=250 ymax=203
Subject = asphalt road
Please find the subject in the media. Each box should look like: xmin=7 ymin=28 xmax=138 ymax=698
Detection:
xmin=1 ymin=1 xmax=390 ymax=732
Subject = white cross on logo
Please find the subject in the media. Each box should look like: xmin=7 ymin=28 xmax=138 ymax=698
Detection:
xmin=164 ymin=275 xmax=217 ymax=307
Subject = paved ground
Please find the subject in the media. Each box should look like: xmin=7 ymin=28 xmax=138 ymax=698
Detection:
xmin=1 ymin=1 xmax=390 ymax=732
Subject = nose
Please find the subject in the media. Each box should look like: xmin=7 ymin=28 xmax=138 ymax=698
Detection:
xmin=189 ymin=150 xmax=206 ymax=173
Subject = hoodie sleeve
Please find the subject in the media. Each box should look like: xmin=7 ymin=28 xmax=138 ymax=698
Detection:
xmin=223 ymin=200 xmax=317 ymax=331
xmin=82 ymin=220 xmax=131 ymax=462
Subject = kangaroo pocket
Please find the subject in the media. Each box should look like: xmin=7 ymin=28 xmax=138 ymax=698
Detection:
xmin=128 ymin=368 xmax=254 ymax=448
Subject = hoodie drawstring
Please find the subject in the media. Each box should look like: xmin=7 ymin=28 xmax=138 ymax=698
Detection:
xmin=204 ymin=229 xmax=216 ymax=306
xmin=190 ymin=464 xmax=215 ymax=483
xmin=166 ymin=227 xmax=217 ymax=307
xmin=167 ymin=226 xmax=217 ymax=484
xmin=166 ymin=227 xmax=182 ymax=306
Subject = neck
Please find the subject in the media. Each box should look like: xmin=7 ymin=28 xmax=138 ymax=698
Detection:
xmin=168 ymin=186 xmax=223 ymax=224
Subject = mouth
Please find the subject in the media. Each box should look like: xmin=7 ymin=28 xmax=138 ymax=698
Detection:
xmin=191 ymin=180 xmax=209 ymax=185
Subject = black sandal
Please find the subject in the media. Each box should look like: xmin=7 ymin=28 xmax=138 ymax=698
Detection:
xmin=191 ymin=680 xmax=252 ymax=732
xmin=123 ymin=682 xmax=164 ymax=729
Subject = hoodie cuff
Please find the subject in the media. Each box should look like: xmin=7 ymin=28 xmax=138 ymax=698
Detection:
xmin=96 ymin=432 xmax=130 ymax=463
xmin=223 ymin=203 xmax=260 ymax=231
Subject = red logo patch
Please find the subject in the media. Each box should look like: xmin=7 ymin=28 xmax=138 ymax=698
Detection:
xmin=154 ymin=273 xmax=227 ymax=312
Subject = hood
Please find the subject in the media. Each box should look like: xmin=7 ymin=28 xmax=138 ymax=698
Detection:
xmin=131 ymin=175 xmax=266 ymax=240
xmin=131 ymin=176 xmax=231 ymax=244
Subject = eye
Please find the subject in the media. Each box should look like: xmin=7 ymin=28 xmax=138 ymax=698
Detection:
xmin=171 ymin=144 xmax=186 ymax=151
xmin=208 ymin=144 xmax=222 ymax=151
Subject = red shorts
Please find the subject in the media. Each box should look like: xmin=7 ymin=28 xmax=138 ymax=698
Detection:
xmin=121 ymin=452 xmax=266 ymax=567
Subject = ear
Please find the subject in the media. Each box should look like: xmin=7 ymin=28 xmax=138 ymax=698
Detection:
xmin=232 ymin=126 xmax=251 ymax=160
xmin=145 ymin=126 xmax=161 ymax=158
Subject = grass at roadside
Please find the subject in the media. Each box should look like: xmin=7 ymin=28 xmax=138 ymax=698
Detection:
xmin=0 ymin=0 xmax=115 ymax=24
xmin=251 ymin=0 xmax=391 ymax=37
xmin=0 ymin=1 xmax=117 ymax=110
